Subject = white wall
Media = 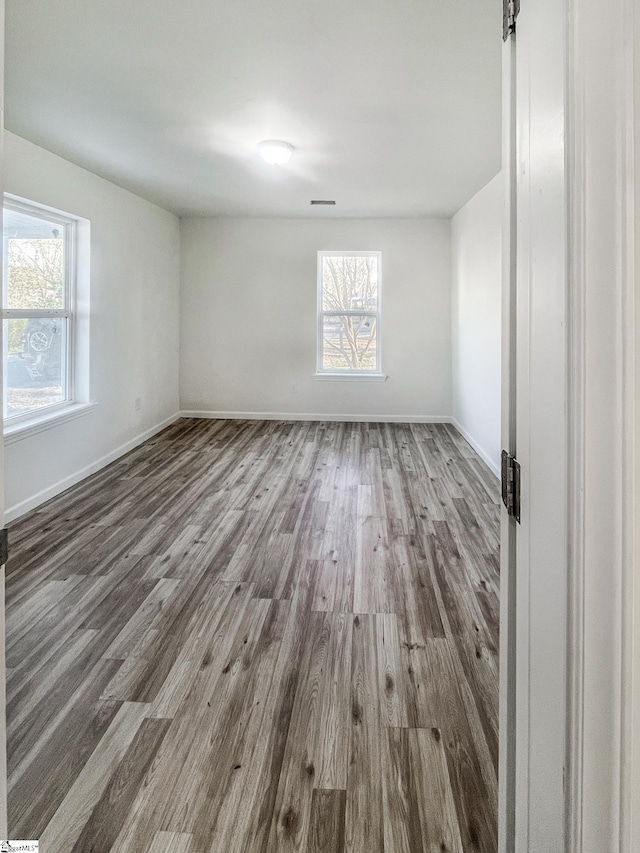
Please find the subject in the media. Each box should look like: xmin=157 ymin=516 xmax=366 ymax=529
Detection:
xmin=3 ymin=132 xmax=181 ymax=520
xmin=451 ymin=173 xmax=502 ymax=474
xmin=180 ymin=217 xmax=451 ymax=420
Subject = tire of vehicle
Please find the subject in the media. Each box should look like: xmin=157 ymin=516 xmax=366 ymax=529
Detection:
xmin=29 ymin=330 xmax=50 ymax=352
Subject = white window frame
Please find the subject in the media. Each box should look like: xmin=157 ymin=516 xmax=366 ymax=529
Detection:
xmin=2 ymin=196 xmax=77 ymax=426
xmin=316 ymin=250 xmax=383 ymax=377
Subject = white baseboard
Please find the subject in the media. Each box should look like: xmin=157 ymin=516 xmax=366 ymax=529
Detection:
xmin=450 ymin=418 xmax=500 ymax=479
xmin=180 ymin=410 xmax=452 ymax=424
xmin=5 ymin=412 xmax=181 ymax=524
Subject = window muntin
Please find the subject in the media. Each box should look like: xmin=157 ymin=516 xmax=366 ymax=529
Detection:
xmin=3 ymin=199 xmax=76 ymax=421
xmin=317 ymin=251 xmax=382 ymax=374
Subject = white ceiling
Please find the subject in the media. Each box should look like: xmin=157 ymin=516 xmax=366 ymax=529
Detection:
xmin=5 ymin=1 xmax=502 ymax=219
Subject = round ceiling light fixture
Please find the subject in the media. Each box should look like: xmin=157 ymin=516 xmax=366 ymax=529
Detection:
xmin=257 ymin=139 xmax=294 ymax=166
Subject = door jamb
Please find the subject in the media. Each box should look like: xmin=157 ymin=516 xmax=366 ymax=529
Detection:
xmin=565 ymin=0 xmax=637 ymax=850
xmin=498 ymin=27 xmax=518 ymax=853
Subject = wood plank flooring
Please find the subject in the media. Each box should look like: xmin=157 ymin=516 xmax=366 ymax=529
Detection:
xmin=6 ymin=418 xmax=500 ymax=852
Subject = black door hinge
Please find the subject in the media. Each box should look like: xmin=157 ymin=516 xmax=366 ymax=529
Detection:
xmin=0 ymin=528 xmax=8 ymax=566
xmin=503 ymin=0 xmax=520 ymax=40
xmin=501 ymin=450 xmax=521 ymax=523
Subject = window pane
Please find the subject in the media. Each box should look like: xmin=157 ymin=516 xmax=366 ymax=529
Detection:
xmin=4 ymin=208 xmax=65 ymax=309
xmin=4 ymin=317 xmax=67 ymax=418
xmin=321 ymin=255 xmax=378 ymax=311
xmin=322 ymin=314 xmax=377 ymax=371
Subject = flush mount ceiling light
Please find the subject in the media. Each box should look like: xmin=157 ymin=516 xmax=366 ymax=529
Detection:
xmin=257 ymin=139 xmax=294 ymax=166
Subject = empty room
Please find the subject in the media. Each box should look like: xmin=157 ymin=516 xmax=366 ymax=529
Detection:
xmin=1 ymin=1 xmax=504 ymax=851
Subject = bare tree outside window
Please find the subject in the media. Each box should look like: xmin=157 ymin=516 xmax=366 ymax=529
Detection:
xmin=3 ymin=200 xmax=74 ymax=420
xmin=6 ymin=238 xmax=64 ymax=351
xmin=318 ymin=252 xmax=381 ymax=373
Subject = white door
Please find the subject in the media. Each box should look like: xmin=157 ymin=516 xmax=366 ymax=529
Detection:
xmin=499 ymin=0 xmax=567 ymax=850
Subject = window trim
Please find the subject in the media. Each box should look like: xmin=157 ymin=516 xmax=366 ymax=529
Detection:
xmin=316 ymin=250 xmax=383 ymax=377
xmin=3 ymin=195 xmax=78 ymax=426
xmin=4 ymin=401 xmax=97 ymax=444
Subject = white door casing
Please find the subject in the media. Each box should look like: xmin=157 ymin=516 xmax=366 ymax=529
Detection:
xmin=499 ymin=0 xmax=568 ymax=850
xmin=503 ymin=0 xmax=640 ymax=850
xmin=498 ymin=17 xmax=517 ymax=853
xmin=566 ymin=0 xmax=637 ymax=850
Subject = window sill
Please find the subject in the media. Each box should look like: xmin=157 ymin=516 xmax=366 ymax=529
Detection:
xmin=4 ymin=401 xmax=97 ymax=445
xmin=313 ymin=373 xmax=388 ymax=382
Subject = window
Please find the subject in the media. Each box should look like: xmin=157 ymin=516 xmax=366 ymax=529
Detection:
xmin=317 ymin=251 xmax=382 ymax=375
xmin=3 ymin=198 xmax=77 ymax=422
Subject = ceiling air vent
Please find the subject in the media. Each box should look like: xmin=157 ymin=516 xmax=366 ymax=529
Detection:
xmin=310 ymin=200 xmax=336 ymax=206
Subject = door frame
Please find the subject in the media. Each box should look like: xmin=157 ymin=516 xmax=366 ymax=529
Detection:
xmin=497 ymin=22 xmax=517 ymax=852
xmin=501 ymin=0 xmax=638 ymax=850
xmin=565 ymin=0 xmax=640 ymax=848
xmin=499 ymin=0 xmax=568 ymax=848
xmin=565 ymin=0 xmax=637 ymax=849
